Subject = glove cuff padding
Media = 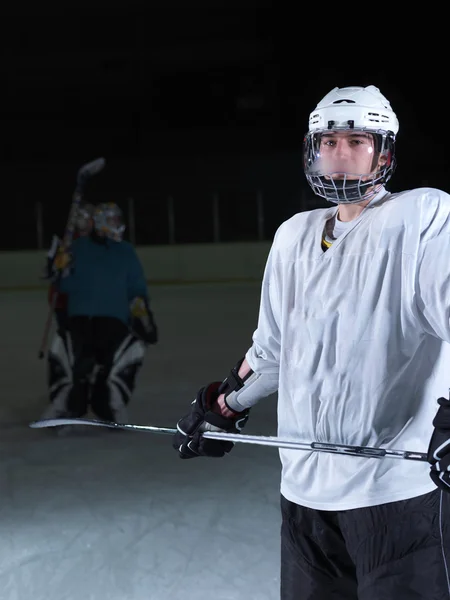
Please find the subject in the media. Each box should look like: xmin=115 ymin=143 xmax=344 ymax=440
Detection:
xmin=196 ymin=382 xmax=249 ymax=431
xmin=198 ymin=382 xmax=222 ymax=412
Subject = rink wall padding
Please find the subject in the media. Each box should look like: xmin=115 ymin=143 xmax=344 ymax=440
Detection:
xmin=0 ymin=242 xmax=271 ymax=291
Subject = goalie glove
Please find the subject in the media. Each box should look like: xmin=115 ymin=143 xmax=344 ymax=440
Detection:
xmin=427 ymin=396 xmax=450 ymax=492
xmin=173 ymin=381 xmax=250 ymax=459
xmin=53 ymin=247 xmax=71 ymax=272
xmin=130 ymin=297 xmax=158 ymax=344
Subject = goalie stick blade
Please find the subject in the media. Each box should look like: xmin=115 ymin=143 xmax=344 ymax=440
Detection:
xmin=28 ymin=418 xmax=428 ymax=461
xmin=76 ymin=157 xmax=106 ymax=183
xmin=29 ymin=418 xmax=177 ymax=436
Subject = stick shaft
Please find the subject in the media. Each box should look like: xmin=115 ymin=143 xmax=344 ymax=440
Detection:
xmin=29 ymin=418 xmax=428 ymax=461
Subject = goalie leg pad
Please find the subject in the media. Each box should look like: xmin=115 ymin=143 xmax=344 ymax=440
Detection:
xmin=42 ymin=330 xmax=74 ymax=419
xmin=90 ymin=334 xmax=145 ymax=423
xmin=42 ymin=330 xmax=89 ymax=419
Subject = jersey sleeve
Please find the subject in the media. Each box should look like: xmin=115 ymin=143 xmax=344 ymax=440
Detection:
xmin=416 ymin=232 xmax=450 ymax=342
xmin=245 ymin=240 xmax=281 ymax=379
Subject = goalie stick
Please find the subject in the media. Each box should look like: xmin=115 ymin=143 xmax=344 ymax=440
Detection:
xmin=38 ymin=157 xmax=106 ymax=359
xmin=29 ymin=417 xmax=428 ymax=462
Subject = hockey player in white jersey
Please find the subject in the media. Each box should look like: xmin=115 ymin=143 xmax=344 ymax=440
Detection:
xmin=173 ymin=85 xmax=450 ymax=599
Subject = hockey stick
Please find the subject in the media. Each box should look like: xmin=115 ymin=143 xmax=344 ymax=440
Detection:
xmin=38 ymin=158 xmax=106 ymax=359
xmin=28 ymin=417 xmax=428 ymax=462
xmin=61 ymin=157 xmax=106 ymax=248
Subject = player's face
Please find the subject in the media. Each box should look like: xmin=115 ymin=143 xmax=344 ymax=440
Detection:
xmin=319 ymin=131 xmax=381 ymax=180
xmin=104 ymin=213 xmax=125 ymax=241
xmin=107 ymin=215 xmax=121 ymax=228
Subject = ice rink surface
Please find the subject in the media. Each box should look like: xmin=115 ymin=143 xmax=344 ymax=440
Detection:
xmin=0 ymin=283 xmax=281 ymax=600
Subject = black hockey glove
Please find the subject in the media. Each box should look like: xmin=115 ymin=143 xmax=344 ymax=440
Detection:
xmin=427 ymin=396 xmax=450 ymax=492
xmin=173 ymin=381 xmax=250 ymax=459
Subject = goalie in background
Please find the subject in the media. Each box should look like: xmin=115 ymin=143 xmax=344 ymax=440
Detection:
xmin=41 ymin=202 xmax=158 ymax=425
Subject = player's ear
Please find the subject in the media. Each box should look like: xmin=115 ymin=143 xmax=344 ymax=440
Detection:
xmin=377 ymin=153 xmax=388 ymax=168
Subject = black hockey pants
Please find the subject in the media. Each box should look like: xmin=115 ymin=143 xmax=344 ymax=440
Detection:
xmin=66 ymin=316 xmax=130 ymax=421
xmin=280 ymin=488 xmax=450 ymax=599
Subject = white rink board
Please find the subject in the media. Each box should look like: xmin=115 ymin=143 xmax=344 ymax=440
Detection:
xmin=0 ymin=242 xmax=272 ymax=289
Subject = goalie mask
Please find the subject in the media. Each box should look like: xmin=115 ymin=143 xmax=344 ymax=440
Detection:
xmin=304 ymin=85 xmax=399 ymax=204
xmin=93 ymin=203 xmax=125 ymax=241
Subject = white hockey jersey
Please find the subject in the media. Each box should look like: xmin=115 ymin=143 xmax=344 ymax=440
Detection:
xmin=244 ymin=187 xmax=450 ymax=510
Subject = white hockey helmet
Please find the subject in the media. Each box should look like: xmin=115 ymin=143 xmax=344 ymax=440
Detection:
xmin=304 ymin=85 xmax=399 ymax=204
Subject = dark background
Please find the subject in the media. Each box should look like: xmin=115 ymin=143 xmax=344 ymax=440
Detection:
xmin=0 ymin=4 xmax=446 ymax=250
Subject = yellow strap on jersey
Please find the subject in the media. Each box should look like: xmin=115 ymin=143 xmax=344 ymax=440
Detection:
xmin=321 ymin=236 xmax=332 ymax=249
